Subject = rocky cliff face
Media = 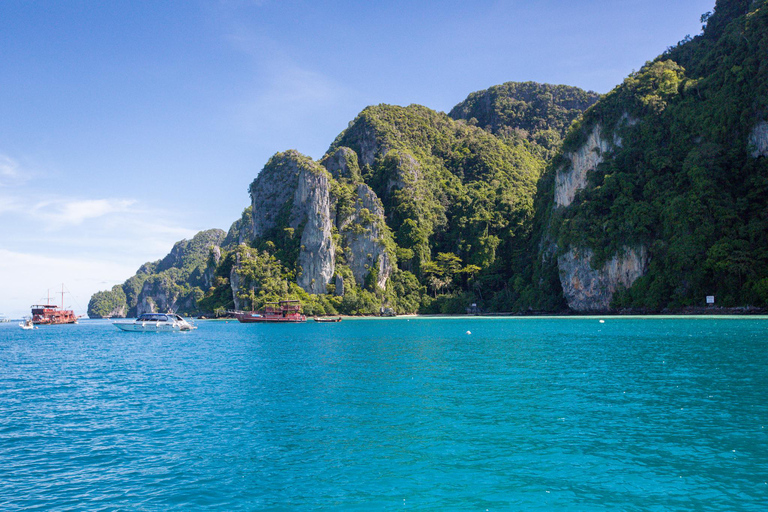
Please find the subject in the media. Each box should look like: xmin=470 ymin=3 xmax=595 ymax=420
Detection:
xmin=249 ymin=151 xmax=304 ymax=238
xmin=322 ymin=147 xmax=362 ymax=182
xmin=337 ymin=184 xmax=393 ymax=289
xmin=549 ymin=115 xmax=651 ymax=311
xmin=136 ymin=277 xmax=198 ymax=316
xmin=555 ymin=124 xmax=613 ymax=207
xmin=294 ymin=169 xmax=335 ymax=294
xmin=558 ymin=246 xmax=648 ymax=311
xmin=248 ymin=151 xmax=336 ymax=294
xmin=749 ymin=121 xmax=768 ymax=158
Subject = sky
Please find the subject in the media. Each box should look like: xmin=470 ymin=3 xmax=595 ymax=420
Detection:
xmin=0 ymin=0 xmax=715 ymax=318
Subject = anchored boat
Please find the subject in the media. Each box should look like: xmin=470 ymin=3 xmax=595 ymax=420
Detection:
xmin=114 ymin=313 xmax=196 ymax=332
xmin=313 ymin=316 xmax=342 ymax=323
xmin=234 ymin=300 xmax=307 ymax=323
xmin=31 ymin=285 xmax=79 ymax=325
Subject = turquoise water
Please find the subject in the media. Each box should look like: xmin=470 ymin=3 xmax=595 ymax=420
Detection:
xmin=1 ymin=317 xmax=767 ymax=510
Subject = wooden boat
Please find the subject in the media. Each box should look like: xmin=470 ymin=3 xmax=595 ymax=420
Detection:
xmin=31 ymin=285 xmax=79 ymax=325
xmin=313 ymin=316 xmax=342 ymax=323
xmin=234 ymin=300 xmax=307 ymax=323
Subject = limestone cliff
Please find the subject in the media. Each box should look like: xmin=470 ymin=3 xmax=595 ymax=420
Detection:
xmin=558 ymin=246 xmax=648 ymax=311
xmin=136 ymin=275 xmax=200 ymax=316
xmin=749 ymin=121 xmax=768 ymax=158
xmin=293 ymin=169 xmax=335 ymax=294
xmin=555 ymin=124 xmax=612 ymax=207
xmin=336 ymin=183 xmax=394 ymax=290
xmin=249 ymin=151 xmax=305 ymax=239
xmin=247 ymin=150 xmax=336 ymax=294
xmin=548 ymin=113 xmax=650 ymax=311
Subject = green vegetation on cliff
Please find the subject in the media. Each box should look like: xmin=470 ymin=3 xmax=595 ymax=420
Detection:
xmin=543 ymin=0 xmax=768 ymax=309
xmin=449 ymin=82 xmax=600 ymax=157
xmin=93 ymin=0 xmax=768 ymax=315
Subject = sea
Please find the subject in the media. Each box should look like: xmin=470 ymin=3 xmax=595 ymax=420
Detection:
xmin=1 ymin=316 xmax=767 ymax=511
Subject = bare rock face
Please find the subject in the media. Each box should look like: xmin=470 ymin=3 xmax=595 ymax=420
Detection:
xmin=383 ymin=150 xmax=421 ymax=197
xmin=247 ymin=150 xmax=336 ymax=295
xmin=136 ymin=277 xmax=197 ymax=316
xmin=202 ymin=246 xmax=221 ymax=290
xmin=249 ymin=151 xmax=304 ymax=239
xmin=294 ymin=169 xmax=335 ymax=294
xmin=321 ymin=147 xmax=361 ymax=182
xmin=337 ymin=184 xmax=393 ymax=289
xmin=555 ymin=124 xmax=612 ymax=207
xmin=558 ymin=246 xmax=648 ymax=311
xmin=230 ymin=253 xmax=243 ymax=311
xmin=749 ymin=121 xmax=768 ymax=158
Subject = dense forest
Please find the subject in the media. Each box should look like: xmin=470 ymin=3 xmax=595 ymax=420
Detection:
xmin=89 ymin=0 xmax=768 ymax=317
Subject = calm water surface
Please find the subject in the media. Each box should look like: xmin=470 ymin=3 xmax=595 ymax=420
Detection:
xmin=1 ymin=317 xmax=767 ymax=510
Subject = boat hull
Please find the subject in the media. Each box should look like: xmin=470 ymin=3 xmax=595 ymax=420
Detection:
xmin=236 ymin=314 xmax=306 ymax=323
xmin=114 ymin=322 xmax=192 ymax=332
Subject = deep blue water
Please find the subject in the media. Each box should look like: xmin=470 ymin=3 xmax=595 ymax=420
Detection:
xmin=1 ymin=316 xmax=767 ymax=511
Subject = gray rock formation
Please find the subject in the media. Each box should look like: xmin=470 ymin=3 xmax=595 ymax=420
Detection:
xmin=294 ymin=169 xmax=335 ymax=294
xmin=555 ymin=124 xmax=612 ymax=207
xmin=558 ymin=246 xmax=648 ymax=311
xmin=248 ymin=150 xmax=336 ymax=294
xmin=383 ymin=150 xmax=421 ymax=197
xmin=136 ymin=276 xmax=198 ymax=315
xmin=749 ymin=121 xmax=768 ymax=158
xmin=321 ymin=147 xmax=362 ymax=182
xmin=249 ymin=151 xmax=305 ymax=239
xmin=230 ymin=252 xmax=244 ymax=311
xmin=337 ymin=183 xmax=393 ymax=289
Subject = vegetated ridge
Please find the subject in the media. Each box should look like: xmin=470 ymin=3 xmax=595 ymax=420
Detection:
xmin=88 ymin=0 xmax=768 ymax=317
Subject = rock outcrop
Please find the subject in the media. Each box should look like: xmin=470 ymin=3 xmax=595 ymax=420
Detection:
xmin=294 ymin=169 xmax=335 ymax=294
xmin=558 ymin=246 xmax=648 ymax=311
xmin=322 ymin=147 xmax=361 ymax=182
xmin=555 ymin=124 xmax=612 ymax=207
xmin=136 ymin=276 xmax=198 ymax=316
xmin=249 ymin=151 xmax=305 ymax=238
xmin=749 ymin=121 xmax=768 ymax=158
xmin=337 ymin=184 xmax=393 ymax=289
xmin=247 ymin=151 xmax=336 ymax=294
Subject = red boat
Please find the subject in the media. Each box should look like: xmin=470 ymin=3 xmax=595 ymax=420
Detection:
xmin=234 ymin=300 xmax=307 ymax=323
xmin=31 ymin=285 xmax=79 ymax=325
xmin=31 ymin=304 xmax=79 ymax=325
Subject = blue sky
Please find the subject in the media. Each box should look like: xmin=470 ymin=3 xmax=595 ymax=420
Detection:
xmin=0 ymin=0 xmax=714 ymax=318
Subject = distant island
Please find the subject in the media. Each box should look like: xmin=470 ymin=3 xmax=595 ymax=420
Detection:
xmin=89 ymin=0 xmax=768 ymax=319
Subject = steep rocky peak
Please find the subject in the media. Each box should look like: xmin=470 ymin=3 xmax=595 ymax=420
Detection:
xmin=156 ymin=229 xmax=226 ymax=273
xmin=321 ymin=147 xmax=362 ymax=182
xmin=249 ymin=150 xmax=325 ymax=239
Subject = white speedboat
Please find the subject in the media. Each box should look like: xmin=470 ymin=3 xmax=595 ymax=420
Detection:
xmin=19 ymin=319 xmax=36 ymax=330
xmin=114 ymin=313 xmax=195 ymax=332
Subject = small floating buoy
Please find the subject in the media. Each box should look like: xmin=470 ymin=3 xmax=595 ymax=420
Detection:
xmin=466 ymin=330 xmax=471 ymax=335
xmin=599 ymin=319 xmax=605 ymax=323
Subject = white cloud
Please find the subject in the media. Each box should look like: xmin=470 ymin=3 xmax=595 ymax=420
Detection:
xmin=0 ymin=153 xmax=28 ymax=187
xmin=223 ymin=26 xmax=361 ymax=140
xmin=30 ymin=198 xmax=138 ymax=226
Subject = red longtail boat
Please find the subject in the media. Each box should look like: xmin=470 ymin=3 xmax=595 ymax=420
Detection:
xmin=234 ymin=300 xmax=306 ymax=323
xmin=31 ymin=285 xmax=79 ymax=325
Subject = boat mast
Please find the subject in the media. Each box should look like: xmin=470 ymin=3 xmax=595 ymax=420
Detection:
xmin=62 ymin=283 xmax=65 ymax=309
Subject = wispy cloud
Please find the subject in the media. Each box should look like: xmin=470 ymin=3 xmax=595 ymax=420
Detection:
xmin=0 ymin=153 xmax=28 ymax=187
xmin=222 ymin=25 xmax=361 ymax=143
xmin=30 ymin=198 xmax=137 ymax=226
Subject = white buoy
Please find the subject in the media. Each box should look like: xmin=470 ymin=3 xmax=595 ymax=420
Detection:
xmin=599 ymin=319 xmax=605 ymax=323
xmin=466 ymin=330 xmax=471 ymax=335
